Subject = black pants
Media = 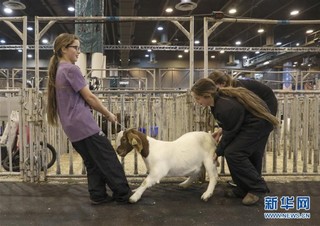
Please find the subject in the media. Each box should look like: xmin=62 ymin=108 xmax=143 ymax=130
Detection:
xmin=224 ymin=132 xmax=270 ymax=195
xmin=72 ymin=131 xmax=131 ymax=202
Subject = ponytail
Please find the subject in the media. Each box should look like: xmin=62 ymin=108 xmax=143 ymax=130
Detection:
xmin=219 ymin=87 xmax=279 ymax=126
xmin=46 ymin=54 xmax=59 ymax=125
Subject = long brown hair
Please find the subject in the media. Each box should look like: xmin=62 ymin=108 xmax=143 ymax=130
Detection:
xmin=208 ymin=70 xmax=237 ymax=86
xmin=191 ymin=78 xmax=279 ymax=126
xmin=46 ymin=33 xmax=79 ymax=125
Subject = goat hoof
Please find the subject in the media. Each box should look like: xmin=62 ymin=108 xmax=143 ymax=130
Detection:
xmin=201 ymin=192 xmax=213 ymax=202
xmin=129 ymin=194 xmax=140 ymax=203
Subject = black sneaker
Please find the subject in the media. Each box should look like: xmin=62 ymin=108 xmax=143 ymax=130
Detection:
xmin=113 ymin=191 xmax=134 ymax=205
xmin=224 ymin=187 xmax=246 ymax=198
xmin=91 ymin=196 xmax=114 ymax=205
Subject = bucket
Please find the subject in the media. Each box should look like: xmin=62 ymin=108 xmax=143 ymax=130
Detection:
xmin=138 ymin=126 xmax=159 ymax=137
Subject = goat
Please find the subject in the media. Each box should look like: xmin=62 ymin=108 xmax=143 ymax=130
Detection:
xmin=115 ymin=128 xmax=218 ymax=203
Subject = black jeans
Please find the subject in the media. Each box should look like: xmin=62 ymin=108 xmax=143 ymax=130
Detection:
xmin=72 ymin=131 xmax=131 ymax=202
xmin=224 ymin=132 xmax=270 ymax=195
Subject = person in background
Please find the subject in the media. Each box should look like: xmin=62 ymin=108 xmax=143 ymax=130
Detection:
xmin=191 ymin=78 xmax=279 ymax=206
xmin=46 ymin=33 xmax=132 ymax=205
xmin=208 ymin=70 xmax=278 ymax=116
xmin=208 ymin=70 xmax=278 ymax=180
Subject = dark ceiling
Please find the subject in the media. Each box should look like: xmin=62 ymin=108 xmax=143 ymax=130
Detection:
xmin=0 ymin=0 xmax=320 ymax=69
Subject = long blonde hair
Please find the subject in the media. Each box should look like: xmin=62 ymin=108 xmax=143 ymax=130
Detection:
xmin=191 ymin=78 xmax=279 ymax=126
xmin=46 ymin=33 xmax=79 ymax=126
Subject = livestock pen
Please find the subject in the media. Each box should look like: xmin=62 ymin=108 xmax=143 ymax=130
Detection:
xmin=1 ymin=88 xmax=319 ymax=183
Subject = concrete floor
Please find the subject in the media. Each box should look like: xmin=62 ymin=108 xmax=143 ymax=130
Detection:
xmin=0 ymin=180 xmax=318 ymax=226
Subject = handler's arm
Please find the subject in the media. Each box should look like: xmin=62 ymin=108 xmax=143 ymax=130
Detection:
xmin=79 ymin=85 xmax=117 ymax=122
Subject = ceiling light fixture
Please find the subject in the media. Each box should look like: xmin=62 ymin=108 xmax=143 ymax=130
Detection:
xmin=3 ymin=0 xmax=26 ymax=10
xmin=3 ymin=7 xmax=12 ymax=14
xmin=68 ymin=6 xmax=75 ymax=12
xmin=290 ymin=10 xmax=299 ymax=16
xmin=165 ymin=7 xmax=173 ymax=13
xmin=175 ymin=0 xmax=197 ymax=11
xmin=228 ymin=8 xmax=237 ymax=14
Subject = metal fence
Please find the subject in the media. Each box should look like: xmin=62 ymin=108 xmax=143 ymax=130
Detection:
xmin=0 ymin=89 xmax=319 ymax=182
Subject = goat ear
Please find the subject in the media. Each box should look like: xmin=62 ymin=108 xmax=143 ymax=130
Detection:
xmin=127 ymin=133 xmax=143 ymax=152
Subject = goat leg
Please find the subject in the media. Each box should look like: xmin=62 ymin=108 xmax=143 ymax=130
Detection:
xmin=201 ymin=159 xmax=218 ymax=201
xmin=129 ymin=171 xmax=167 ymax=203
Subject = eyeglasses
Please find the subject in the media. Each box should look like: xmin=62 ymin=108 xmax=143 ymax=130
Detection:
xmin=67 ymin=45 xmax=81 ymax=51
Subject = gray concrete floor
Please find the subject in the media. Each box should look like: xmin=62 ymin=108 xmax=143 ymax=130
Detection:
xmin=0 ymin=180 xmax=318 ymax=226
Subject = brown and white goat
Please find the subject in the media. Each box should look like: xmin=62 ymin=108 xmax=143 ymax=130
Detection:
xmin=115 ymin=128 xmax=218 ymax=203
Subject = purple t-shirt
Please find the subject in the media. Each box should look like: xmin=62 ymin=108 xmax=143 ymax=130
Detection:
xmin=55 ymin=62 xmax=100 ymax=142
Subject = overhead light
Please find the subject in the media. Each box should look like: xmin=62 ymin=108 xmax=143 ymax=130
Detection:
xmin=119 ymin=81 xmax=129 ymax=85
xmin=257 ymin=28 xmax=264 ymax=33
xmin=27 ymin=54 xmax=33 ymax=58
xmin=194 ymin=40 xmax=200 ymax=44
xmin=42 ymin=39 xmax=49 ymax=44
xmin=157 ymin=26 xmax=164 ymax=31
xmin=165 ymin=7 xmax=173 ymax=13
xmin=175 ymin=0 xmax=197 ymax=11
xmin=228 ymin=8 xmax=237 ymax=14
xmin=263 ymin=61 xmax=270 ymax=65
xmin=210 ymin=55 xmax=215 ymax=59
xmin=296 ymin=43 xmax=300 ymax=46
xmin=145 ymin=54 xmax=149 ymax=57
xmin=3 ymin=7 xmax=13 ymax=14
xmin=3 ymin=0 xmax=26 ymax=10
xmin=27 ymin=26 xmax=33 ymax=31
xmin=243 ymin=56 xmax=248 ymax=59
xmin=220 ymin=50 xmax=225 ymax=54
xmin=178 ymin=54 xmax=183 ymax=58
xmin=17 ymin=49 xmax=22 ymax=52
xmin=68 ymin=6 xmax=75 ymax=12
xmin=0 ymin=39 xmax=6 ymax=44
xmin=255 ymin=51 xmax=260 ymax=54
xmin=306 ymin=29 xmax=314 ymax=34
xmin=147 ymin=49 xmax=152 ymax=52
xmin=235 ymin=41 xmax=241 ymax=45
xmin=184 ymin=49 xmax=189 ymax=53
xmin=290 ymin=10 xmax=299 ymax=16
xmin=276 ymin=42 xmax=282 ymax=46
xmin=151 ymin=39 xmax=157 ymax=43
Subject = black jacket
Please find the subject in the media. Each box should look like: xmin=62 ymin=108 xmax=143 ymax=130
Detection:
xmin=211 ymin=94 xmax=273 ymax=156
xmin=235 ymin=79 xmax=278 ymax=116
